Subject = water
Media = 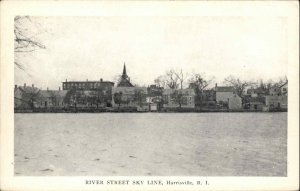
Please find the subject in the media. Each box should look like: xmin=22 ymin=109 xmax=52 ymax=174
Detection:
xmin=14 ymin=112 xmax=287 ymax=176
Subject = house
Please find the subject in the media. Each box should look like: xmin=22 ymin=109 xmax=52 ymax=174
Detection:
xmin=280 ymin=81 xmax=288 ymax=95
xmin=265 ymin=81 xmax=288 ymax=110
xmin=243 ymin=96 xmax=266 ymax=111
xmin=246 ymin=87 xmax=268 ymax=98
xmin=249 ymin=101 xmax=264 ymax=111
xmin=215 ymin=85 xmax=242 ymax=109
xmin=162 ymin=89 xmax=195 ymax=108
xmin=112 ymin=86 xmax=148 ymax=109
xmin=269 ymin=85 xmax=281 ymax=96
xmin=215 ymin=85 xmax=235 ymax=103
xmin=34 ymin=89 xmax=68 ymax=108
xmin=14 ymin=84 xmax=41 ymax=109
xmin=228 ymin=94 xmax=242 ymax=110
xmin=265 ymin=95 xmax=287 ymax=110
xmin=146 ymin=84 xmax=164 ymax=111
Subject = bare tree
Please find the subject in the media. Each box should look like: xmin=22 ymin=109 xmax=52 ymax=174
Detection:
xmin=154 ymin=69 xmax=180 ymax=89
xmin=188 ymin=73 xmax=213 ymax=105
xmin=170 ymin=90 xmax=184 ymax=109
xmin=154 ymin=75 xmax=166 ymax=88
xmin=173 ymin=69 xmax=187 ymax=89
xmin=276 ymin=75 xmax=288 ymax=86
xmin=165 ymin=69 xmax=179 ymax=89
xmin=223 ymin=75 xmax=253 ymax=97
xmin=255 ymin=79 xmax=274 ymax=94
xmin=14 ymin=16 xmax=46 ymax=70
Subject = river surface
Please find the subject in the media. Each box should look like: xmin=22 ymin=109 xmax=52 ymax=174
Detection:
xmin=14 ymin=112 xmax=287 ymax=176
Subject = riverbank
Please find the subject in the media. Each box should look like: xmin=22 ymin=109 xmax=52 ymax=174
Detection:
xmin=14 ymin=107 xmax=287 ymax=113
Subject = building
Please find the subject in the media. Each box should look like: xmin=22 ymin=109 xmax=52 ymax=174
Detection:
xmin=269 ymin=85 xmax=281 ymax=96
xmin=146 ymin=85 xmax=164 ymax=111
xmin=280 ymin=81 xmax=288 ymax=95
xmin=117 ymin=63 xmax=134 ymax=87
xmin=35 ymin=89 xmax=68 ymax=108
xmin=215 ymin=85 xmax=235 ymax=103
xmin=246 ymin=87 xmax=268 ymax=98
xmin=14 ymin=84 xmax=40 ymax=109
xmin=265 ymin=81 xmax=288 ymax=110
xmin=243 ymin=96 xmax=266 ymax=111
xmin=162 ymin=89 xmax=195 ymax=108
xmin=112 ymin=86 xmax=148 ymax=108
xmin=62 ymin=78 xmax=114 ymax=91
xmin=265 ymin=95 xmax=287 ymax=110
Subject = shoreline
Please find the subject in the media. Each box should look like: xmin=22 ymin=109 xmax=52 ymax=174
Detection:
xmin=14 ymin=108 xmax=287 ymax=113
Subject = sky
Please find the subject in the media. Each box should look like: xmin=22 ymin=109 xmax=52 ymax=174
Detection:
xmin=15 ymin=16 xmax=287 ymax=90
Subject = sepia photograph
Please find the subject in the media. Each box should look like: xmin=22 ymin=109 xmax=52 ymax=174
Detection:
xmin=14 ymin=16 xmax=288 ymax=176
xmin=1 ymin=1 xmax=299 ymax=191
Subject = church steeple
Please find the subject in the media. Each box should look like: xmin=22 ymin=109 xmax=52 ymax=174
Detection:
xmin=122 ymin=62 xmax=127 ymax=76
xmin=117 ymin=62 xmax=134 ymax=87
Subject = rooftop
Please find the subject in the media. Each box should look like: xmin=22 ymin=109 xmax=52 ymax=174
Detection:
xmin=62 ymin=81 xmax=114 ymax=84
xmin=215 ymin=86 xmax=235 ymax=92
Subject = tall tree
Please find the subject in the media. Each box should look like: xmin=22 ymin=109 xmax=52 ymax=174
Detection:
xmin=165 ymin=69 xmax=179 ymax=89
xmin=188 ymin=73 xmax=213 ymax=105
xmin=154 ymin=75 xmax=166 ymax=88
xmin=154 ymin=69 xmax=180 ymax=89
xmin=223 ymin=75 xmax=253 ymax=97
xmin=170 ymin=90 xmax=184 ymax=109
xmin=173 ymin=69 xmax=187 ymax=89
xmin=113 ymin=92 xmax=123 ymax=108
xmin=133 ymin=89 xmax=145 ymax=107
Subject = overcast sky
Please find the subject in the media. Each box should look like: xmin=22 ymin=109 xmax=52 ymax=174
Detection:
xmin=15 ymin=16 xmax=287 ymax=90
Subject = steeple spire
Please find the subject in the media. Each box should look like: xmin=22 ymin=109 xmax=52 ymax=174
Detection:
xmin=117 ymin=62 xmax=133 ymax=87
xmin=122 ymin=62 xmax=127 ymax=76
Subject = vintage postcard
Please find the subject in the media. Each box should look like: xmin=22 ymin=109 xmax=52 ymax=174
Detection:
xmin=0 ymin=1 xmax=299 ymax=191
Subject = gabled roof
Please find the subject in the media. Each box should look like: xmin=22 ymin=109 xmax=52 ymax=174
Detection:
xmin=215 ymin=86 xmax=235 ymax=92
xmin=247 ymin=87 xmax=267 ymax=94
xmin=117 ymin=79 xmax=134 ymax=87
xmin=18 ymin=86 xmax=40 ymax=93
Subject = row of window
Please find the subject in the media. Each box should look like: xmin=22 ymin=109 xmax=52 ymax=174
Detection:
xmin=63 ymin=83 xmax=113 ymax=90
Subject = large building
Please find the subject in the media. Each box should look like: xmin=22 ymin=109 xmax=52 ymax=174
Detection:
xmin=62 ymin=78 xmax=114 ymax=91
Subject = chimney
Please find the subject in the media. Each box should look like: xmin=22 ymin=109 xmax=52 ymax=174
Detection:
xmin=47 ymin=87 xmax=49 ymax=91
xmin=59 ymin=87 xmax=61 ymax=91
xmin=24 ymin=83 xmax=26 ymax=87
xmin=215 ymin=83 xmax=217 ymax=88
xmin=100 ymin=78 xmax=103 ymax=82
xmin=15 ymin=85 xmax=17 ymax=89
xmin=86 ymin=79 xmax=88 ymax=81
xmin=32 ymin=84 xmax=34 ymax=88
